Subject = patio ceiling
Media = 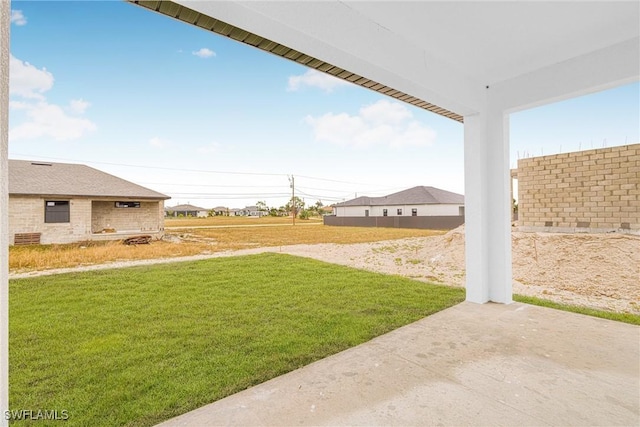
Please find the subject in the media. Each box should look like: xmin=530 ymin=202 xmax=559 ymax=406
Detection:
xmin=131 ymin=0 xmax=464 ymax=122
xmin=131 ymin=1 xmax=639 ymax=118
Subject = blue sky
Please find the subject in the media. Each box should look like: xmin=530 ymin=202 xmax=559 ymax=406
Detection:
xmin=8 ymin=1 xmax=639 ymax=209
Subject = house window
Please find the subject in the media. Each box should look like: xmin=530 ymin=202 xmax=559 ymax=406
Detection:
xmin=411 ymin=208 xmax=417 ymax=216
xmin=383 ymin=209 xmax=388 ymax=217
xmin=365 ymin=209 xmax=369 ymax=217
xmin=115 ymin=201 xmax=140 ymax=208
xmin=397 ymin=208 xmax=402 ymax=215
xmin=45 ymin=201 xmax=70 ymax=223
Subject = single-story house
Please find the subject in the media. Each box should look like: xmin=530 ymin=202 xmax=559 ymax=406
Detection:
xmin=333 ymin=186 xmax=464 ymax=217
xmin=212 ymin=206 xmax=229 ymax=216
xmin=165 ymin=204 xmax=209 ymax=218
xmin=9 ymin=160 xmax=170 ymax=245
xmin=235 ymin=206 xmax=267 ymax=217
xmin=326 ymin=186 xmax=465 ymax=230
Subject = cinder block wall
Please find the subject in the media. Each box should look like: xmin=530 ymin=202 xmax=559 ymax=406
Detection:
xmin=9 ymin=196 xmax=166 ymax=245
xmin=9 ymin=196 xmax=92 ymax=244
xmin=517 ymin=143 xmax=639 ymax=233
xmin=91 ymin=201 xmax=163 ymax=233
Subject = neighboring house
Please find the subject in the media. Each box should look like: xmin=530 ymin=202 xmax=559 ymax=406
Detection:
xmin=326 ymin=186 xmax=465 ymax=230
xmin=212 ymin=206 xmax=229 ymax=216
xmin=9 ymin=160 xmax=170 ymax=245
xmin=333 ymin=186 xmax=465 ymax=217
xmin=236 ymin=205 xmax=267 ymax=217
xmin=165 ymin=204 xmax=208 ymax=218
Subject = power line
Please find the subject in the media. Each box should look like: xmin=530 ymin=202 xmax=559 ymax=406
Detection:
xmin=167 ymin=194 xmax=290 ymax=200
xmin=9 ymin=153 xmax=287 ymax=177
xmin=168 ymin=192 xmax=290 ymax=197
xmin=139 ymin=182 xmax=286 ymax=189
xmin=11 ymin=153 xmax=412 ymax=199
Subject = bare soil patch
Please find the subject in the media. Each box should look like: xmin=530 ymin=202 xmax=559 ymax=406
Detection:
xmin=10 ymin=226 xmax=639 ymax=314
xmin=270 ymin=226 xmax=639 ymax=314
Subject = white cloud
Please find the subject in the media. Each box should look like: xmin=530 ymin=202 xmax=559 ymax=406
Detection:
xmin=9 ymin=101 xmax=96 ymax=141
xmin=9 ymin=55 xmax=54 ymax=99
xmin=149 ymin=137 xmax=170 ymax=149
xmin=9 ymin=55 xmax=96 ymax=142
xmin=360 ymin=100 xmax=412 ymax=125
xmin=68 ymin=99 xmax=90 ymax=114
xmin=305 ymin=99 xmax=436 ymax=149
xmin=287 ymin=69 xmax=351 ymax=93
xmin=192 ymin=48 xmax=216 ymax=58
xmin=11 ymin=10 xmax=27 ymax=26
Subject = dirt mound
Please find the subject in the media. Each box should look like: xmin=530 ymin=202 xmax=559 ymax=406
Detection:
xmin=277 ymin=225 xmax=639 ymax=313
xmin=511 ymin=232 xmax=639 ymax=299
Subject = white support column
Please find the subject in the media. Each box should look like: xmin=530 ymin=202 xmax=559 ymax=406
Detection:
xmin=463 ymin=93 xmax=512 ymax=304
xmin=0 ymin=0 xmax=9 ymax=424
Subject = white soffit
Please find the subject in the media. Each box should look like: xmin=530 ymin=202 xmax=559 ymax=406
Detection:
xmin=346 ymin=1 xmax=640 ymax=86
xmin=131 ymin=1 xmax=640 ymax=118
xmin=130 ymin=0 xmax=465 ymax=122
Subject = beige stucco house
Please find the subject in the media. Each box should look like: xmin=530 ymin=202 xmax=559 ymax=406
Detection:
xmin=9 ymin=160 xmax=170 ymax=245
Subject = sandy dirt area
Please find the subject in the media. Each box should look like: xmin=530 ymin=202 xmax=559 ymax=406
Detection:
xmin=10 ymin=226 xmax=640 ymax=314
xmin=269 ymin=227 xmax=639 ymax=314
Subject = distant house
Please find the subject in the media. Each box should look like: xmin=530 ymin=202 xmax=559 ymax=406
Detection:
xmin=212 ymin=206 xmax=229 ymax=216
xmin=326 ymin=186 xmax=465 ymax=230
xmin=165 ymin=204 xmax=209 ymax=218
xmin=236 ymin=205 xmax=267 ymax=217
xmin=8 ymin=160 xmax=170 ymax=245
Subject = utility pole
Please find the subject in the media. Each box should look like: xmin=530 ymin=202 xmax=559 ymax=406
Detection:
xmin=288 ymin=175 xmax=295 ymax=226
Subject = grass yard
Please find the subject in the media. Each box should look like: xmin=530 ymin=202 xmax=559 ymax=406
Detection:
xmin=9 ymin=225 xmax=444 ymax=273
xmin=10 ymin=253 xmax=465 ymax=426
xmin=513 ymin=294 xmax=640 ymax=325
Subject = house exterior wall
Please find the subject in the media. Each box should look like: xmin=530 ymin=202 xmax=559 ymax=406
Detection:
xmin=517 ymin=143 xmax=639 ymax=233
xmin=334 ymin=204 xmax=462 ymax=217
xmin=324 ymin=215 xmax=464 ymax=230
xmin=165 ymin=209 xmax=207 ymax=218
xmin=91 ymin=200 xmax=165 ymax=233
xmin=9 ymin=196 xmax=165 ymax=245
xmin=9 ymin=196 xmax=92 ymax=244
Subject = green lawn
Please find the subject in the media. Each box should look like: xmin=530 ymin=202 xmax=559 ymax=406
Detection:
xmin=513 ymin=294 xmax=640 ymax=325
xmin=10 ymin=253 xmax=464 ymax=426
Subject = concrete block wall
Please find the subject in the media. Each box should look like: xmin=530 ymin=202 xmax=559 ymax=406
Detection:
xmin=9 ymin=196 xmax=92 ymax=244
xmin=9 ymin=196 xmax=166 ymax=245
xmin=517 ymin=143 xmax=639 ymax=233
xmin=91 ymin=201 xmax=164 ymax=233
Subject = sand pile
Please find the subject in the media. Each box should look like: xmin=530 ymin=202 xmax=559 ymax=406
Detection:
xmin=274 ymin=225 xmax=639 ymax=314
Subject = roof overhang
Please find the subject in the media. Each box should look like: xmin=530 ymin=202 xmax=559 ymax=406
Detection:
xmin=130 ymin=0 xmax=464 ymax=122
xmin=129 ymin=1 xmax=639 ymax=120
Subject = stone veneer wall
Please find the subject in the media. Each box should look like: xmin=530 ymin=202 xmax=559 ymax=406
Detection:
xmin=516 ymin=143 xmax=639 ymax=233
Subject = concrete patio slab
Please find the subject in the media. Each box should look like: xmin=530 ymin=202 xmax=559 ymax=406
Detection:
xmin=157 ymin=302 xmax=639 ymax=426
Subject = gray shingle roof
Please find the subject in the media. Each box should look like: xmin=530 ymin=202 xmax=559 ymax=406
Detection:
xmin=9 ymin=160 xmax=170 ymax=200
xmin=335 ymin=186 xmax=464 ymax=207
xmin=166 ymin=204 xmax=207 ymax=211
